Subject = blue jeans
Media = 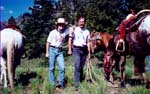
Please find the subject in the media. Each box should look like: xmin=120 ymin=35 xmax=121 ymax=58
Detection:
xmin=49 ymin=47 xmax=65 ymax=86
xmin=73 ymin=46 xmax=88 ymax=88
xmin=147 ymin=55 xmax=150 ymax=72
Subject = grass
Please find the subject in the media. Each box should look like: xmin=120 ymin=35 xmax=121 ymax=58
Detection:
xmin=126 ymin=86 xmax=150 ymax=94
xmin=0 ymin=56 xmax=150 ymax=94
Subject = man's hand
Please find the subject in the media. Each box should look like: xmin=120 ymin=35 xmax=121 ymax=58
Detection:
xmin=88 ymin=53 xmax=91 ymax=60
xmin=45 ymin=53 xmax=49 ymax=58
xmin=68 ymin=50 xmax=72 ymax=55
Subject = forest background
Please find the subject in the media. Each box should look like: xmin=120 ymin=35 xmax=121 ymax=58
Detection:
xmin=1 ymin=0 xmax=150 ymax=59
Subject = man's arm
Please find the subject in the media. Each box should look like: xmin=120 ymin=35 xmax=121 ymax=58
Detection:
xmin=87 ymin=40 xmax=91 ymax=60
xmin=45 ymin=42 xmax=50 ymax=58
xmin=68 ymin=26 xmax=74 ymax=55
xmin=87 ymin=31 xmax=91 ymax=60
xmin=45 ymin=30 xmax=53 ymax=58
xmin=68 ymin=37 xmax=73 ymax=55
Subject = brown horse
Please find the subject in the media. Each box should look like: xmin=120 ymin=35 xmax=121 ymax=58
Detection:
xmin=90 ymin=31 xmax=113 ymax=54
xmin=89 ymin=31 xmax=121 ymax=84
xmin=104 ymin=10 xmax=150 ymax=87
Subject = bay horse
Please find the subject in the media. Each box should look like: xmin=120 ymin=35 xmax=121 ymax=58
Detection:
xmin=0 ymin=27 xmax=24 ymax=89
xmin=89 ymin=31 xmax=121 ymax=84
xmin=103 ymin=10 xmax=150 ymax=87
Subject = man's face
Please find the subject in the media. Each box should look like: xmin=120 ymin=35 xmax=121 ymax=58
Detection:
xmin=57 ymin=23 xmax=65 ymax=31
xmin=78 ymin=18 xmax=85 ymax=28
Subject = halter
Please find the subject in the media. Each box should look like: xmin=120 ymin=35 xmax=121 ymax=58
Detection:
xmin=90 ymin=34 xmax=101 ymax=41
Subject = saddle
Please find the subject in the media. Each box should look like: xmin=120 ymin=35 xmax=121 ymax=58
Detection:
xmin=126 ymin=17 xmax=144 ymax=33
xmin=127 ymin=10 xmax=150 ymax=32
xmin=116 ymin=10 xmax=150 ymax=52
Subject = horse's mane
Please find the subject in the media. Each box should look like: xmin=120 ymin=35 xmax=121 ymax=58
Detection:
xmin=107 ymin=33 xmax=118 ymax=51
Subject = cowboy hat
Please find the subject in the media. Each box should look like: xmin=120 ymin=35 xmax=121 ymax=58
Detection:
xmin=55 ymin=18 xmax=67 ymax=25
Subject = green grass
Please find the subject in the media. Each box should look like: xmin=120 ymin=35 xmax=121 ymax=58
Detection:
xmin=1 ymin=56 xmax=150 ymax=94
xmin=126 ymin=86 xmax=150 ymax=94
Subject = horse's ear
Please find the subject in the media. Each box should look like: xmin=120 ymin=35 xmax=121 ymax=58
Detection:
xmin=90 ymin=31 xmax=94 ymax=35
xmin=93 ymin=30 xmax=96 ymax=33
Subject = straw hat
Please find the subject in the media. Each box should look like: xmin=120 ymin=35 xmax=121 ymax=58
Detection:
xmin=55 ymin=18 xmax=67 ymax=25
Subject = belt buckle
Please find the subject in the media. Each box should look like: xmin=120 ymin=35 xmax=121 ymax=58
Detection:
xmin=51 ymin=46 xmax=61 ymax=49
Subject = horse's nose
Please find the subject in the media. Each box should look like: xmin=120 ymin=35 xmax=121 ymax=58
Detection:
xmin=91 ymin=48 xmax=95 ymax=53
xmin=91 ymin=51 xmax=94 ymax=54
xmin=90 ymin=49 xmax=94 ymax=53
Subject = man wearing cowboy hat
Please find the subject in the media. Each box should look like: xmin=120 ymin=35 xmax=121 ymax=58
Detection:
xmin=45 ymin=17 xmax=68 ymax=89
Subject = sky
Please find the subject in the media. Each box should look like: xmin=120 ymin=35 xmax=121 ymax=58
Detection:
xmin=0 ymin=0 xmax=34 ymax=21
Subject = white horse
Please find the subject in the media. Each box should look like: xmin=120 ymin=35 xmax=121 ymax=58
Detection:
xmin=0 ymin=28 xmax=24 ymax=89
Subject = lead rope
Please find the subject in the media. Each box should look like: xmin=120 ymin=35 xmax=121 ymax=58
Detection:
xmin=85 ymin=57 xmax=100 ymax=85
xmin=85 ymin=58 xmax=96 ymax=84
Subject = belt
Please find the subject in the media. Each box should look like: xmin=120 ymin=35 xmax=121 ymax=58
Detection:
xmin=73 ymin=45 xmax=87 ymax=48
xmin=50 ymin=45 xmax=62 ymax=49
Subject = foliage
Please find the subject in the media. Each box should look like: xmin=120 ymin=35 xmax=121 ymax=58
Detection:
xmin=1 ymin=0 xmax=150 ymax=93
xmin=126 ymin=86 xmax=150 ymax=94
xmin=21 ymin=0 xmax=55 ymax=58
xmin=6 ymin=0 xmax=150 ymax=59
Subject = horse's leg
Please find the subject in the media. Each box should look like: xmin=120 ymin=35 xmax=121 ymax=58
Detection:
xmin=104 ymin=52 xmax=112 ymax=81
xmin=0 ymin=57 xmax=3 ymax=82
xmin=2 ymin=66 xmax=7 ymax=88
xmin=0 ymin=57 xmax=7 ymax=87
xmin=120 ymin=55 xmax=126 ymax=87
xmin=0 ymin=67 xmax=2 ymax=82
xmin=109 ymin=59 xmax=116 ymax=83
xmin=142 ymin=73 xmax=147 ymax=83
xmin=134 ymin=56 xmax=147 ymax=83
xmin=147 ymin=35 xmax=150 ymax=47
xmin=7 ymin=41 xmax=15 ymax=89
xmin=0 ymin=57 xmax=4 ymax=84
xmin=104 ymin=56 xmax=116 ymax=82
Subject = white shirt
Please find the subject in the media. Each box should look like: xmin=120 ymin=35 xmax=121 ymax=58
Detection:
xmin=47 ymin=29 xmax=69 ymax=47
xmin=69 ymin=27 xmax=90 ymax=47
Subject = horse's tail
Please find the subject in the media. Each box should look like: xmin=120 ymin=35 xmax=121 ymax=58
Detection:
xmin=6 ymin=39 xmax=15 ymax=89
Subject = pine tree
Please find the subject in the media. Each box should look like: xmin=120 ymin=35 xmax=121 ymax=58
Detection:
xmin=22 ymin=0 xmax=55 ymax=58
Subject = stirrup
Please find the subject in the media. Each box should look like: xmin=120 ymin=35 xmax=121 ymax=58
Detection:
xmin=116 ymin=39 xmax=125 ymax=52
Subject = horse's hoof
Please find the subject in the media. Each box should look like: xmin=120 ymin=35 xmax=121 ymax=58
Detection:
xmin=120 ymin=81 xmax=126 ymax=88
xmin=145 ymin=81 xmax=150 ymax=89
